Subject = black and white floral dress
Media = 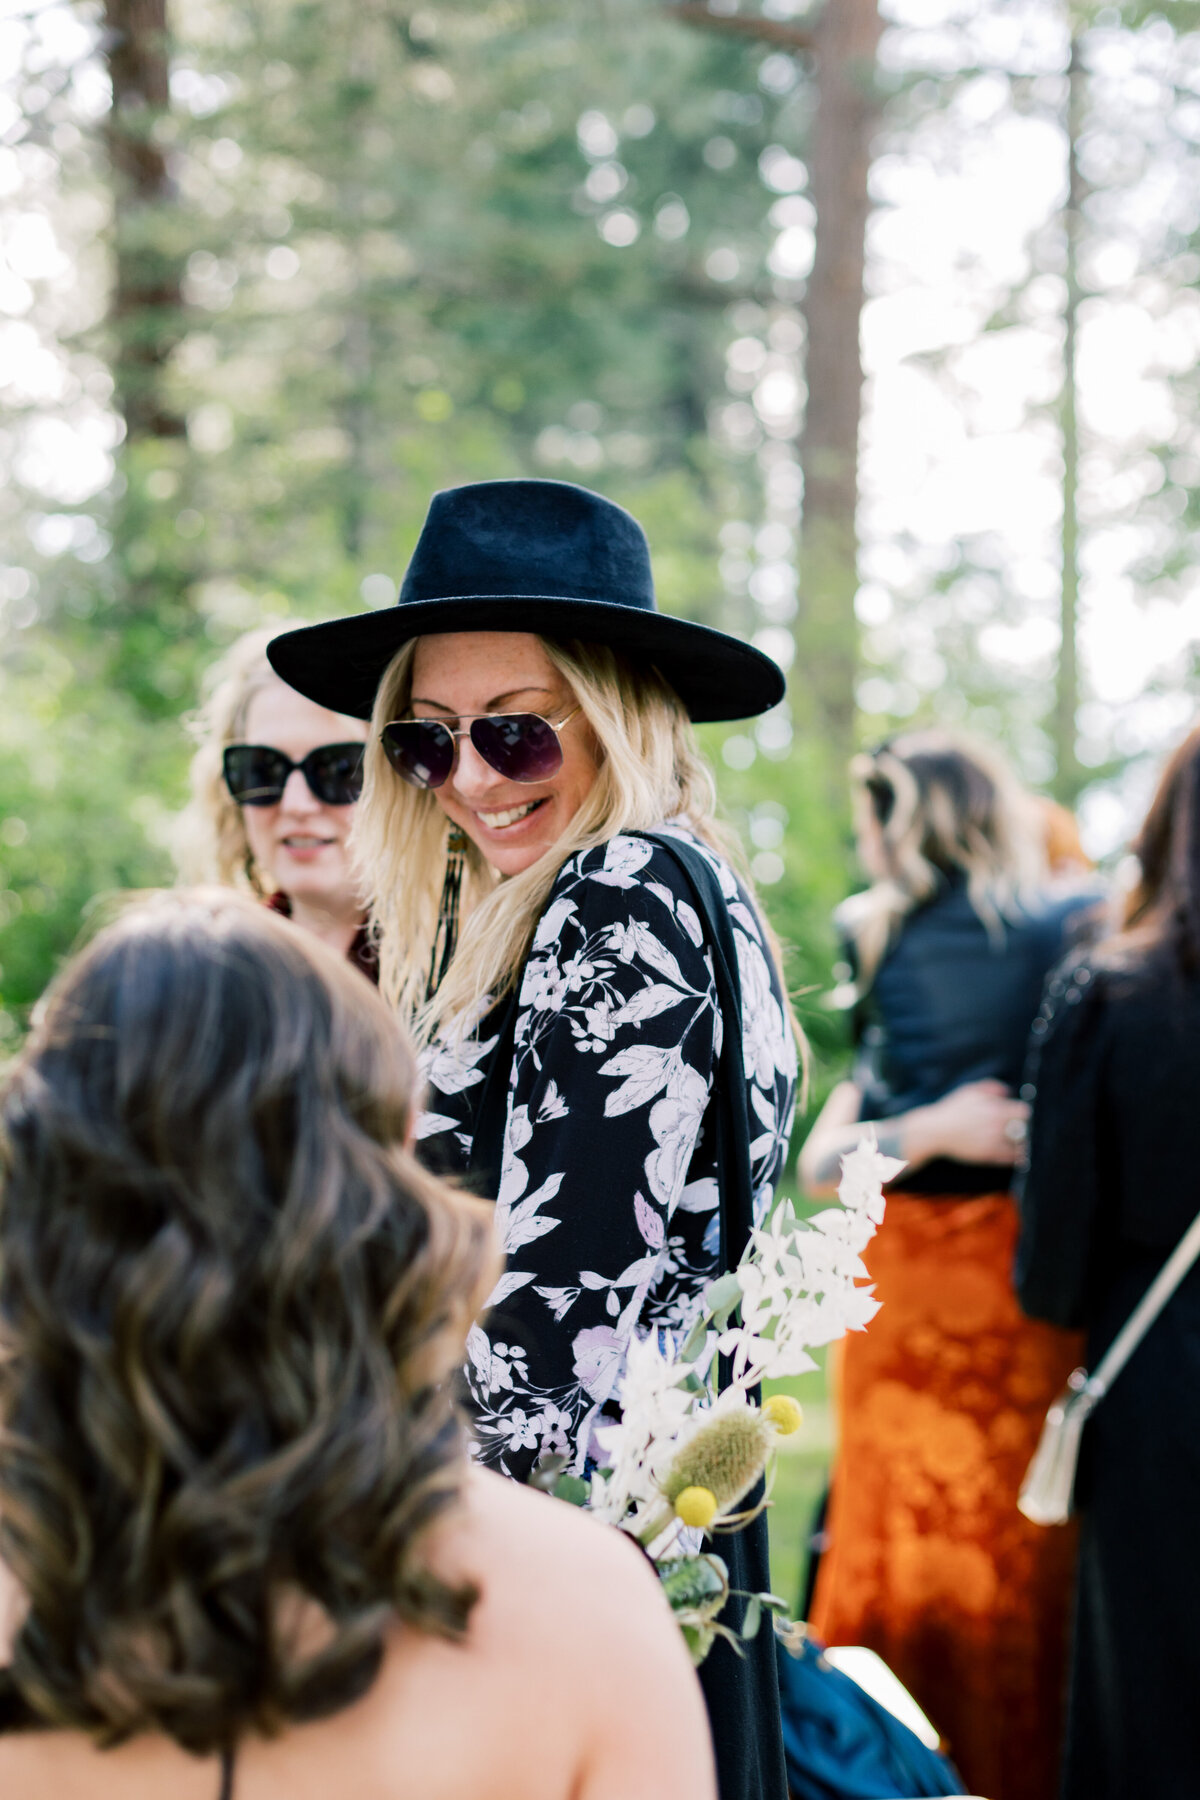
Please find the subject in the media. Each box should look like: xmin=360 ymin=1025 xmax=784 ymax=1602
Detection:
xmin=417 ymin=824 xmax=798 ymax=1481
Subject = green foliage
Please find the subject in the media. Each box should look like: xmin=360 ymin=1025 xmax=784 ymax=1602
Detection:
xmin=857 ymin=2 xmax=1200 ymax=808
xmin=0 ymin=636 xmax=179 ymax=1046
xmin=700 ymin=719 xmax=855 ymax=1114
xmin=4 ymin=0 xmax=840 ymax=1046
xmin=144 ymin=0 xmax=804 ymax=615
xmin=11 ymin=0 xmax=1200 ymax=1050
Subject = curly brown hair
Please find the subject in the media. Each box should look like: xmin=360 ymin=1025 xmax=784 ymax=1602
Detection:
xmin=0 ymin=890 xmax=497 ymax=1753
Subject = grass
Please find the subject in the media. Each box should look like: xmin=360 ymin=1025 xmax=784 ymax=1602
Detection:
xmin=764 ymin=1353 xmax=833 ymax=1615
xmin=757 ymin=1178 xmax=836 ymax=1615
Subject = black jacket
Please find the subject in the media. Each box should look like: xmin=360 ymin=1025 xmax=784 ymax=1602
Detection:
xmin=1017 ymin=949 xmax=1200 ymax=1800
xmin=852 ymin=876 xmax=1101 ymax=1193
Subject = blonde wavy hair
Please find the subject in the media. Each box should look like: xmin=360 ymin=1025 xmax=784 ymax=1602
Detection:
xmin=839 ymin=729 xmax=1045 ymax=989
xmin=175 ymin=627 xmax=283 ymax=892
xmin=352 ymin=635 xmax=790 ymax=1042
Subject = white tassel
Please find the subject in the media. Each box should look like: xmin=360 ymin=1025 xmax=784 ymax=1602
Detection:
xmin=1018 ymin=1367 xmax=1102 ymax=1526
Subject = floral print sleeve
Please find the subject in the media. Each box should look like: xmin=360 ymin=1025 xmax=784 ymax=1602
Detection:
xmin=420 ymin=828 xmax=797 ymax=1482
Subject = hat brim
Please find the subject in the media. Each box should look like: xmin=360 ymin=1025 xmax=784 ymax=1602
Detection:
xmin=267 ymin=595 xmax=786 ymax=724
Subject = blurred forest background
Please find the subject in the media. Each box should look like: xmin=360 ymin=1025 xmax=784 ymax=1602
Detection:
xmin=3 ymin=0 xmax=1199 ymax=1605
xmin=3 ymin=0 xmax=1200 ymax=1075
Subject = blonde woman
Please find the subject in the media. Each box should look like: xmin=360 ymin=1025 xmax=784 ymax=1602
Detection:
xmin=268 ymin=479 xmax=797 ymax=1800
xmin=177 ymin=628 xmax=373 ymax=971
xmin=799 ymin=732 xmax=1100 ymax=1800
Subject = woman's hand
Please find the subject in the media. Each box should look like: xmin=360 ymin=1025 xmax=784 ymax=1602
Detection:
xmin=904 ymin=1078 xmax=1029 ymax=1168
xmin=799 ymin=1078 xmax=1029 ymax=1197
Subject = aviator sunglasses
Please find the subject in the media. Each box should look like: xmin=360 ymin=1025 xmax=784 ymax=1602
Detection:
xmin=380 ymin=705 xmax=581 ymax=791
xmin=222 ymin=741 xmax=365 ymax=808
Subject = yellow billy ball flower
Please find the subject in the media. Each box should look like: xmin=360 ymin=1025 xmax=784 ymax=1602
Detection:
xmin=674 ymin=1486 xmax=720 ymax=1530
xmin=763 ymin=1393 xmax=804 ymax=1436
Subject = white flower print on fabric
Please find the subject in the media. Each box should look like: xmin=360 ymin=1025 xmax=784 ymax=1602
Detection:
xmin=419 ymin=826 xmax=798 ymax=1480
xmin=416 ymin=1023 xmax=501 ymax=1142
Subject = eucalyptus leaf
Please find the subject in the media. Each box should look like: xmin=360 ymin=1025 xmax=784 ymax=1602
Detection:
xmin=551 ymin=1474 xmax=590 ymax=1507
xmin=703 ymin=1270 xmax=743 ymax=1314
xmin=711 ymin=1620 xmax=748 ymax=1658
xmin=741 ymin=1596 xmax=762 ymax=1640
xmin=703 ymin=1271 xmax=744 ymax=1332
xmin=659 ymin=1553 xmax=728 ymax=1613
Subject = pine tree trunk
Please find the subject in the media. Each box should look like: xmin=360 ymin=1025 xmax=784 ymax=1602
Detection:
xmin=104 ymin=0 xmax=185 ymax=441
xmin=1054 ymin=35 xmax=1084 ymax=803
xmin=797 ymin=0 xmax=883 ymax=775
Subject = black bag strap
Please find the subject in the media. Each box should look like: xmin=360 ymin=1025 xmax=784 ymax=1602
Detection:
xmin=630 ymin=830 xmax=755 ymax=1272
xmin=465 ymin=990 xmax=520 ymax=1195
xmin=468 ymin=831 xmax=754 ymax=1271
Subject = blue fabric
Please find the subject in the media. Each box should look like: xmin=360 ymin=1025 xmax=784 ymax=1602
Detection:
xmin=399 ymin=477 xmax=655 ymax=608
xmin=777 ymin=1637 xmax=964 ymax=1800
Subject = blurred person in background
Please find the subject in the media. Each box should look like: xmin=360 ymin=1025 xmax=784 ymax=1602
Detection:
xmin=0 ymin=891 xmax=715 ymax=1800
xmin=1038 ymin=796 xmax=1095 ymax=885
xmin=177 ymin=627 xmax=374 ymax=976
xmin=267 ymin=478 xmax=796 ymax=1800
xmin=798 ymin=731 xmax=1101 ymax=1800
xmin=1018 ymin=723 xmax=1200 ymax=1800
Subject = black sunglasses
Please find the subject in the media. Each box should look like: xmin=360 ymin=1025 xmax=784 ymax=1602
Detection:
xmin=379 ymin=706 xmax=581 ymax=791
xmin=222 ymin=741 xmax=365 ymax=807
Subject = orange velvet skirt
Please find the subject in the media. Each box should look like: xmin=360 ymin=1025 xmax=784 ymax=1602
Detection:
xmin=808 ymin=1191 xmax=1083 ymax=1800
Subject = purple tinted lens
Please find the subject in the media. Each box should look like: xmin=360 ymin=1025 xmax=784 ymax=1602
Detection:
xmin=471 ymin=714 xmax=563 ymax=783
xmin=381 ymin=721 xmax=455 ymax=789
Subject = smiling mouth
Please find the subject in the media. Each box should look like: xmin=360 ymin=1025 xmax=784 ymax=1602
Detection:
xmin=477 ymin=799 xmax=546 ymax=830
xmin=282 ymin=835 xmax=334 ymax=848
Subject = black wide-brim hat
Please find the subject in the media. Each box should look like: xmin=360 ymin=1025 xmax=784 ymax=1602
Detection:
xmin=267 ymin=479 xmax=785 ymax=723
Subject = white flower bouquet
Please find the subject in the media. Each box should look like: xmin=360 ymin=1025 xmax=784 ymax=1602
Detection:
xmin=532 ymin=1135 xmax=901 ymax=1662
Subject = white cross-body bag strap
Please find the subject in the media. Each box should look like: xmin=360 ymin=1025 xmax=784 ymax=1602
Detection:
xmin=1019 ymin=1208 xmax=1200 ymax=1525
xmin=1090 ymin=1208 xmax=1200 ymax=1395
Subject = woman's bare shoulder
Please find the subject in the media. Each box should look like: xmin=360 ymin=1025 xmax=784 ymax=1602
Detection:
xmin=430 ymin=1469 xmax=716 ymax=1800
xmin=441 ymin=1466 xmax=668 ymax=1622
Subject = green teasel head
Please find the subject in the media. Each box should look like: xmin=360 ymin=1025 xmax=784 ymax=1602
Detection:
xmin=661 ymin=1403 xmax=773 ymax=1517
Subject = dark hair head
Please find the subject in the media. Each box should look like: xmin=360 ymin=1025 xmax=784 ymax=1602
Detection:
xmin=853 ymin=731 xmax=1019 ymax=879
xmin=1121 ymin=724 xmax=1200 ymax=972
xmin=842 ymin=729 xmax=1042 ymax=985
xmin=0 ymin=890 xmax=496 ymax=1753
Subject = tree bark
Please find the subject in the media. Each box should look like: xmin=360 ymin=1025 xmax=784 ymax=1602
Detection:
xmin=796 ymin=0 xmax=883 ymax=773
xmin=1054 ymin=35 xmax=1084 ymax=803
xmin=665 ymin=5 xmax=814 ymax=52
xmin=104 ymin=0 xmax=185 ymax=441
